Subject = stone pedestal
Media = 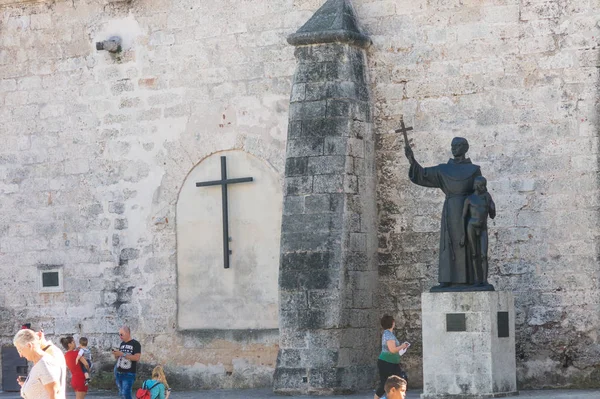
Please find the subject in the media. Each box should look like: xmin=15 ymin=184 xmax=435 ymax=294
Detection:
xmin=421 ymin=291 xmax=518 ymax=399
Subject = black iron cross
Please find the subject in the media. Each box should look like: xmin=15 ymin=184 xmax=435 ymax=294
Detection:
xmin=395 ymin=117 xmax=413 ymax=149
xmin=196 ymin=156 xmax=253 ymax=269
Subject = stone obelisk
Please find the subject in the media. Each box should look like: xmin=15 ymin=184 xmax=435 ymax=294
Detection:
xmin=273 ymin=0 xmax=377 ymax=395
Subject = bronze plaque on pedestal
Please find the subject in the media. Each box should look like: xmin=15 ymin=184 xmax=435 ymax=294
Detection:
xmin=446 ymin=313 xmax=466 ymax=332
xmin=498 ymin=311 xmax=509 ymax=337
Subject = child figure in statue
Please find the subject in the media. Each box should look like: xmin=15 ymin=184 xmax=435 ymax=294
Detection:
xmin=460 ymin=176 xmax=496 ymax=289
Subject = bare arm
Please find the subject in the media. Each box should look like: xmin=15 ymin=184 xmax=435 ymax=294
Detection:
xmin=44 ymin=381 xmax=60 ymax=399
xmin=125 ymin=353 xmax=141 ymax=362
xmin=386 ymin=340 xmax=409 ymax=354
xmin=80 ymin=356 xmax=90 ymax=371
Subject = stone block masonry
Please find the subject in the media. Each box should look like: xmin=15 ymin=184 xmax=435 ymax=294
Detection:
xmin=370 ymin=0 xmax=600 ymax=390
xmin=274 ymin=0 xmax=378 ymax=394
xmin=0 ymin=0 xmax=295 ymax=390
xmin=0 ymin=0 xmax=598 ymax=392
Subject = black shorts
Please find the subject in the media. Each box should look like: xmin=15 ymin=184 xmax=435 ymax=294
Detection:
xmin=375 ymin=359 xmax=408 ymax=397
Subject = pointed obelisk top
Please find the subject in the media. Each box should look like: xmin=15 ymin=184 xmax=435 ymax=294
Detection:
xmin=288 ymin=0 xmax=371 ymax=48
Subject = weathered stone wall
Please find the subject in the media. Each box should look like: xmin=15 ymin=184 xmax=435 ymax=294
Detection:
xmin=0 ymin=0 xmax=300 ymax=389
xmin=0 ymin=0 xmax=599 ymax=392
xmin=369 ymin=0 xmax=600 ymax=389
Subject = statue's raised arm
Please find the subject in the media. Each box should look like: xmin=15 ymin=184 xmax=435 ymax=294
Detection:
xmin=404 ymin=145 xmax=415 ymax=165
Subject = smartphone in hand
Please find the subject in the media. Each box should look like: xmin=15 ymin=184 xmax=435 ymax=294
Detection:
xmin=17 ymin=376 xmax=26 ymax=383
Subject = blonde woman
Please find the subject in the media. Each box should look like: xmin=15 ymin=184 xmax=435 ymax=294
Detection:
xmin=13 ymin=329 xmax=64 ymax=399
xmin=142 ymin=365 xmax=171 ymax=399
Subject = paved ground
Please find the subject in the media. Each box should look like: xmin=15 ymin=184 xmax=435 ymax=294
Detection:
xmin=2 ymin=388 xmax=600 ymax=398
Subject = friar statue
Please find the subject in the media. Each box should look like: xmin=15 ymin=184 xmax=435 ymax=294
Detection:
xmin=405 ymin=137 xmax=482 ymax=291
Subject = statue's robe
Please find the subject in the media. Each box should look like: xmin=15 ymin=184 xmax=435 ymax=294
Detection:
xmin=409 ymin=158 xmax=482 ymax=284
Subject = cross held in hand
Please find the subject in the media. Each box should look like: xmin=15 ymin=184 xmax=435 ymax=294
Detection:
xmin=395 ymin=118 xmax=413 ymax=149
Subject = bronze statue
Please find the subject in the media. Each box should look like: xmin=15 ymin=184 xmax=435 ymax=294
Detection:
xmin=404 ymin=136 xmax=485 ymax=291
xmin=460 ymin=176 xmax=496 ymax=290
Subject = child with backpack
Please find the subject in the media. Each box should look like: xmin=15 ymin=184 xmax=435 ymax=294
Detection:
xmin=136 ymin=365 xmax=170 ymax=399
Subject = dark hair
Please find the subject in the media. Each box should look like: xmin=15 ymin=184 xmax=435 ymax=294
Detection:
xmin=60 ymin=336 xmax=74 ymax=350
xmin=384 ymin=375 xmax=407 ymax=394
xmin=381 ymin=315 xmax=394 ymax=329
xmin=79 ymin=337 xmax=88 ymax=346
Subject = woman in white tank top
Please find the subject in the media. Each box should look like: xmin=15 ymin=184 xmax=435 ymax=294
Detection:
xmin=14 ymin=329 xmax=64 ymax=399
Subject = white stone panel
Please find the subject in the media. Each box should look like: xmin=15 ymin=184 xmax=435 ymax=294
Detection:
xmin=177 ymin=150 xmax=282 ymax=330
xmin=421 ymin=291 xmax=517 ymax=398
